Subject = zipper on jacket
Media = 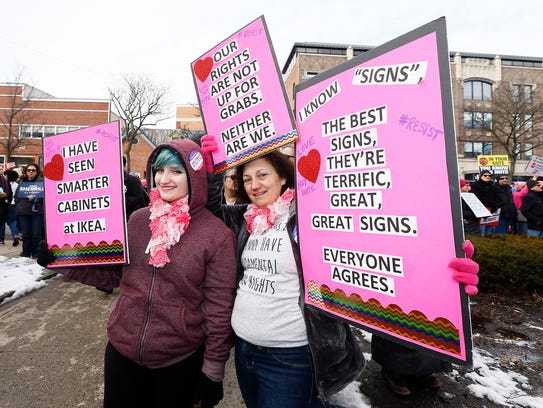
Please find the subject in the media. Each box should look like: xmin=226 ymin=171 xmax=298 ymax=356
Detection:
xmin=139 ymin=266 xmax=157 ymax=364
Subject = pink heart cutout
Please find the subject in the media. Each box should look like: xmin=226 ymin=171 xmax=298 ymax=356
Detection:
xmin=43 ymin=154 xmax=64 ymax=181
xmin=194 ymin=57 xmax=214 ymax=82
xmin=298 ymin=149 xmax=321 ymax=183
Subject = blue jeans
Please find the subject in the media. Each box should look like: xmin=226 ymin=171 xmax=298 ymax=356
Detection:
xmin=6 ymin=205 xmax=19 ymax=238
xmin=527 ymin=229 xmax=543 ymax=237
xmin=235 ymin=337 xmax=323 ymax=408
xmin=480 ymin=224 xmax=495 ymax=236
xmin=0 ymin=213 xmax=6 ymax=241
xmin=515 ymin=221 xmax=527 ymax=235
xmin=495 ymin=217 xmax=513 ymax=234
xmin=18 ymin=214 xmax=44 ymax=257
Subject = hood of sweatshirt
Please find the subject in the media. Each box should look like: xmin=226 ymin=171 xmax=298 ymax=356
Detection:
xmin=146 ymin=139 xmax=207 ymax=215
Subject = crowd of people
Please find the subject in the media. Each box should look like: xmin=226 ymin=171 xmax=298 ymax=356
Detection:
xmin=10 ymin=136 xmax=543 ymax=405
xmin=29 ymin=137 xmax=479 ymax=407
xmin=461 ymin=170 xmax=543 ymax=237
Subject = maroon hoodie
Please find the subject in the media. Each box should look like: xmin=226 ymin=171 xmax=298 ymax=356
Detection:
xmin=62 ymin=139 xmax=237 ymax=381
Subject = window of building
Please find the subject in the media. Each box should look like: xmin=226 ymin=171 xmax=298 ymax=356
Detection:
xmin=44 ymin=126 xmax=56 ymax=137
xmin=525 ymin=85 xmax=533 ymax=103
xmin=512 ymin=84 xmax=533 ymax=103
xmin=31 ymin=126 xmax=44 ymax=138
xmin=464 ymin=111 xmax=493 ymax=129
xmin=501 ymin=59 xmax=542 ymax=68
xmin=525 ymin=143 xmax=533 ymax=159
xmin=464 ymin=141 xmax=492 ymax=158
xmin=515 ymin=142 xmax=533 ymax=160
xmin=525 ymin=115 xmax=532 ymax=131
xmin=512 ymin=114 xmax=532 ymax=131
xmin=304 ymin=71 xmax=319 ymax=79
xmin=20 ymin=125 xmax=32 ymax=138
xmin=19 ymin=124 xmax=84 ymax=139
xmin=464 ymin=80 xmax=492 ymax=100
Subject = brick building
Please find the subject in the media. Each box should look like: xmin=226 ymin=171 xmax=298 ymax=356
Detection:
xmin=281 ymin=42 xmax=543 ymax=179
xmin=176 ymin=104 xmax=204 ymax=131
xmin=0 ymin=83 xmax=111 ymax=170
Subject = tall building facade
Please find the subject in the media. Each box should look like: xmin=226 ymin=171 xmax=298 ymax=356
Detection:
xmin=0 ymin=83 xmax=111 ymax=170
xmin=281 ymin=42 xmax=543 ymax=179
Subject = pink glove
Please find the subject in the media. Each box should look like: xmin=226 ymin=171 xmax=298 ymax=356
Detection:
xmin=200 ymin=134 xmax=218 ymax=173
xmin=449 ymin=240 xmax=479 ymax=295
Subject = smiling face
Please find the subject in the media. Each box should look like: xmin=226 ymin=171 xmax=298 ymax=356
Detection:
xmin=242 ymin=157 xmax=286 ymax=209
xmin=154 ymin=165 xmax=189 ymax=202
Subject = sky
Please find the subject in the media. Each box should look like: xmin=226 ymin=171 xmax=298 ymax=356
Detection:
xmin=1 ymin=0 xmax=542 ymax=128
xmin=2 ymin=255 xmax=543 ymax=407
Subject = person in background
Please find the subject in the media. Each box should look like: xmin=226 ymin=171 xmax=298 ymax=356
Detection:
xmin=512 ymin=181 xmax=528 ymax=235
xmin=15 ymin=163 xmax=44 ymax=258
xmin=0 ymin=169 xmax=12 ymax=245
xmin=123 ymin=156 xmax=150 ymax=217
xmin=38 ymin=139 xmax=237 ymax=407
xmin=2 ymin=169 xmax=21 ymax=246
xmin=494 ymin=175 xmax=516 ymax=234
xmin=222 ymin=168 xmax=240 ymax=205
xmin=470 ymin=171 xmax=498 ymax=235
xmin=200 ymin=135 xmax=479 ymax=406
xmin=520 ymin=179 xmax=543 ymax=237
xmin=460 ymin=179 xmax=481 ymax=235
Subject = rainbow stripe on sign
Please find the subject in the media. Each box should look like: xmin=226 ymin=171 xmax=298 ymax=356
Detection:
xmin=50 ymin=240 xmax=126 ymax=265
xmin=307 ymin=281 xmax=461 ymax=355
xmin=214 ymin=130 xmax=298 ymax=173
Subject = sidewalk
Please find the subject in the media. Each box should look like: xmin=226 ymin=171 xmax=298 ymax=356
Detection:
xmin=0 ymin=235 xmax=24 ymax=258
xmin=0 ymin=238 xmax=245 ymax=408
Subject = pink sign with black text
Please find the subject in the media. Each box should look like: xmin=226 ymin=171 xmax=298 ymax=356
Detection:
xmin=191 ymin=15 xmax=297 ymax=173
xmin=42 ymin=121 xmax=128 ymax=267
xmin=295 ymin=19 xmax=471 ymax=364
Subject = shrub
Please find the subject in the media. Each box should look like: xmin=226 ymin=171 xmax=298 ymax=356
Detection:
xmin=467 ymin=234 xmax=543 ymax=294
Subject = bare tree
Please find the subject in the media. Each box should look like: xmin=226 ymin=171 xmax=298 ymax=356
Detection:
xmin=480 ymin=81 xmax=543 ymax=178
xmin=189 ymin=102 xmax=202 ymax=119
xmin=109 ymin=75 xmax=170 ymax=171
xmin=0 ymin=68 xmax=36 ymax=162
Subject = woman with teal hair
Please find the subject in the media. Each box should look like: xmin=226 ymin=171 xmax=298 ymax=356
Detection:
xmin=39 ymin=139 xmax=237 ymax=407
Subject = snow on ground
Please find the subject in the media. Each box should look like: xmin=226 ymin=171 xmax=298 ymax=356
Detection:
xmin=462 ymin=349 xmax=543 ymax=408
xmin=0 ymin=255 xmax=51 ymax=304
xmin=1 ymin=256 xmax=542 ymax=408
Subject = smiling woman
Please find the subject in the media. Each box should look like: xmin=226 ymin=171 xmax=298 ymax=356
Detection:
xmin=37 ymin=139 xmax=237 ymax=408
xmin=152 ymin=148 xmax=190 ymax=203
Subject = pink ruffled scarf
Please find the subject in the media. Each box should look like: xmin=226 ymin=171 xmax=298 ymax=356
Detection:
xmin=145 ymin=189 xmax=191 ymax=267
xmin=244 ymin=189 xmax=295 ymax=234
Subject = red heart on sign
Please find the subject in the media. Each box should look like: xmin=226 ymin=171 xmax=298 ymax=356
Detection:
xmin=43 ymin=154 xmax=64 ymax=181
xmin=194 ymin=57 xmax=214 ymax=82
xmin=298 ymin=149 xmax=321 ymax=183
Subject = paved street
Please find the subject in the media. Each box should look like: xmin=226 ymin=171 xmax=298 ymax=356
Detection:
xmin=0 ymin=237 xmax=245 ymax=408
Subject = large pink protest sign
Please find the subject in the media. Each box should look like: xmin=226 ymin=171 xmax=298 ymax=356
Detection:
xmin=42 ymin=121 xmax=128 ymax=267
xmin=191 ymin=15 xmax=297 ymax=172
xmin=295 ymin=18 xmax=472 ymax=364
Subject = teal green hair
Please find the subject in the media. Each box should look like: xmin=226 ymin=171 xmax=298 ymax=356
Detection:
xmin=152 ymin=148 xmax=184 ymax=168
